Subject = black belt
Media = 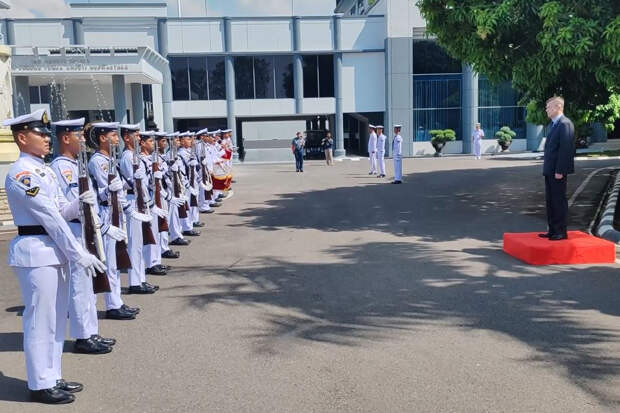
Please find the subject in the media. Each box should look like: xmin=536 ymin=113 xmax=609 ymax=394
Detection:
xmin=18 ymin=225 xmax=48 ymax=236
xmin=70 ymin=219 xmax=80 ymax=224
xmin=101 ymin=201 xmax=108 ymax=207
xmin=127 ymin=190 xmax=134 ymax=195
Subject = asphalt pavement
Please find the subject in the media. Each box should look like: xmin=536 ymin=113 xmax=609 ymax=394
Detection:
xmin=0 ymin=155 xmax=619 ymax=412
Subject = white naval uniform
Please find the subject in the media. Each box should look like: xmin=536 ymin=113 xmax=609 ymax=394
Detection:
xmin=178 ymin=147 xmax=199 ymax=228
xmin=368 ymin=131 xmax=377 ymax=174
xmin=50 ymin=156 xmax=99 ymax=340
xmin=120 ymin=149 xmax=147 ymax=287
xmin=157 ymin=151 xmax=173 ymax=252
xmin=196 ymin=141 xmax=213 ymax=212
xmin=88 ymin=152 xmax=126 ymax=311
xmin=473 ymin=129 xmax=484 ymax=159
xmin=6 ymin=153 xmax=88 ymax=390
xmin=392 ymin=134 xmax=403 ymax=182
xmin=164 ymin=151 xmax=185 ymax=241
xmin=140 ymin=153 xmax=162 ymax=269
xmin=377 ymin=133 xmax=386 ymax=176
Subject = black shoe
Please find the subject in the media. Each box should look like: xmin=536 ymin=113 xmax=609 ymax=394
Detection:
xmin=55 ymin=379 xmax=83 ymax=393
xmin=369 ymin=172 xmax=374 ymax=175
xmin=161 ymin=264 xmax=171 ymax=271
xmin=210 ymin=202 xmax=222 ymax=208
xmin=30 ymin=388 xmax=75 ymax=404
xmin=106 ymin=308 xmax=136 ymax=320
xmin=170 ymin=238 xmax=190 ymax=246
xmin=391 ymin=180 xmax=402 ymax=184
xmin=121 ymin=304 xmax=140 ymax=314
xmin=143 ymin=281 xmax=159 ymax=291
xmin=127 ymin=284 xmax=156 ymax=295
xmin=73 ymin=337 xmax=112 ymax=354
xmin=193 ymin=222 xmax=205 ymax=228
xmin=538 ymin=233 xmax=551 ymax=238
xmin=549 ymin=234 xmax=568 ymax=241
xmin=200 ymin=209 xmax=215 ymax=214
xmin=91 ymin=334 xmax=116 ymax=346
xmin=162 ymin=250 xmax=180 ymax=259
xmin=182 ymin=230 xmax=201 ymax=237
xmin=146 ymin=265 xmax=167 ymax=276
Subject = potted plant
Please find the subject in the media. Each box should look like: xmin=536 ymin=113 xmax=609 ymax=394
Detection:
xmin=429 ymin=129 xmax=456 ymax=157
xmin=495 ymin=126 xmax=516 ymax=151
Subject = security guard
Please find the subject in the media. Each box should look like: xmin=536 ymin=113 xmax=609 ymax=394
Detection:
xmin=392 ymin=124 xmax=403 ymax=184
xmin=50 ymin=118 xmax=115 ymax=355
xmin=376 ymin=125 xmax=386 ymax=178
xmin=4 ymin=109 xmax=105 ymax=404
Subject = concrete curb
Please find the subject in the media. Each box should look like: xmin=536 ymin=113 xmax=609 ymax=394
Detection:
xmin=596 ymin=170 xmax=620 ymax=244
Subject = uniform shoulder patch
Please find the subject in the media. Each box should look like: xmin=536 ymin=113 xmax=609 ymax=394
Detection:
xmin=15 ymin=171 xmax=32 ymax=187
xmin=61 ymin=169 xmax=74 ymax=183
xmin=25 ymin=186 xmax=40 ymax=197
xmin=100 ymin=162 xmax=109 ymax=173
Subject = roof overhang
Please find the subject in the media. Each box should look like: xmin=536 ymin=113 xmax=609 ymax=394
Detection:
xmin=11 ymin=45 xmax=168 ymax=85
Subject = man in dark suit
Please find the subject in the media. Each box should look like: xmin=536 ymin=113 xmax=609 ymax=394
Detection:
xmin=539 ymin=96 xmax=575 ymax=241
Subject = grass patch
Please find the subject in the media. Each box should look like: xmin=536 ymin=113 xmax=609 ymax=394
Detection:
xmin=582 ymin=150 xmax=620 ymax=158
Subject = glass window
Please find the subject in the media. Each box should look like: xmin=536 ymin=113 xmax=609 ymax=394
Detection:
xmin=170 ymin=56 xmax=189 ymax=100
xmin=207 ymin=56 xmax=226 ymax=100
xmin=29 ymin=86 xmax=40 ymax=104
xmin=39 ymin=86 xmax=51 ymax=104
xmin=478 ymin=75 xmax=525 ymax=138
xmin=302 ymin=55 xmax=319 ymax=98
xmin=413 ymin=40 xmax=461 ymax=74
xmin=318 ymin=55 xmax=334 ymax=97
xmin=413 ymin=109 xmax=462 ymax=142
xmin=188 ymin=57 xmax=208 ymax=100
xmin=274 ymin=55 xmax=294 ymax=98
xmin=253 ymin=56 xmax=275 ymax=99
xmin=413 ymin=74 xmax=462 ymax=141
xmin=234 ymin=56 xmax=254 ymax=99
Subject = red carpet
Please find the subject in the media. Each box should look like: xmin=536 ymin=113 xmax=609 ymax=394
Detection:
xmin=503 ymin=231 xmax=616 ymax=265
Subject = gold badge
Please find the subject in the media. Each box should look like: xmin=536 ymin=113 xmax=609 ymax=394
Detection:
xmin=42 ymin=111 xmax=49 ymax=124
xmin=25 ymin=187 xmax=40 ymax=197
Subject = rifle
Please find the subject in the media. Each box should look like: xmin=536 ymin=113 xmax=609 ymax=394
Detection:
xmin=200 ymin=141 xmax=213 ymax=200
xmin=169 ymin=137 xmax=188 ymax=219
xmin=189 ymin=139 xmax=198 ymax=208
xmin=133 ymin=135 xmax=156 ymax=245
xmin=108 ymin=143 xmax=132 ymax=270
xmin=78 ymin=140 xmax=110 ymax=294
xmin=152 ymin=139 xmax=169 ymax=232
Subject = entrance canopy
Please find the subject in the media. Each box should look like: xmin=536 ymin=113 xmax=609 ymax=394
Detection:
xmin=11 ymin=45 xmax=168 ymax=85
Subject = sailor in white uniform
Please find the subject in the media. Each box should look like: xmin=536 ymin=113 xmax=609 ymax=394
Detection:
xmin=376 ymin=125 xmax=386 ymax=178
xmin=86 ymin=122 xmax=140 ymax=320
xmin=368 ymin=124 xmax=377 ymax=175
xmin=392 ymin=124 xmax=403 ymax=184
xmin=177 ymin=132 xmax=201 ymax=236
xmin=154 ymin=132 xmax=181 ymax=257
xmin=49 ymin=118 xmax=115 ymax=355
xmin=165 ymin=132 xmax=192 ymax=245
xmin=196 ymin=128 xmax=214 ymax=214
xmin=4 ymin=109 xmax=105 ymax=404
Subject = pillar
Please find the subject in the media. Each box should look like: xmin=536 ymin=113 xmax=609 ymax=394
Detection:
xmin=72 ymin=19 xmax=84 ymax=44
xmin=157 ymin=18 xmax=173 ymax=132
xmin=131 ymin=83 xmax=144 ymax=128
xmin=461 ymin=64 xmax=478 ymax=154
xmin=526 ymin=123 xmax=544 ymax=151
xmin=224 ymin=18 xmax=237 ymax=142
xmin=6 ymin=19 xmax=15 ymax=46
xmin=333 ymin=14 xmax=345 ymax=157
xmin=13 ymin=76 xmax=30 ymax=117
xmin=112 ymin=75 xmax=127 ymax=124
xmin=293 ymin=16 xmax=304 ymax=114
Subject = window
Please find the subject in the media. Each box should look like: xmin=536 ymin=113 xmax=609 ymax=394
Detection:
xmin=358 ymin=0 xmax=365 ymax=14
xmin=303 ymin=55 xmax=334 ymax=98
xmin=29 ymin=86 xmax=51 ymax=104
xmin=413 ymin=40 xmax=461 ymax=75
xmin=478 ymin=75 xmax=526 ymax=139
xmin=170 ymin=56 xmax=227 ymax=101
xmin=412 ymin=74 xmax=462 ymax=141
xmin=234 ymin=55 xmax=294 ymax=100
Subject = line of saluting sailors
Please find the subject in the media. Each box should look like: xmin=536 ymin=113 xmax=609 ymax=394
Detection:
xmin=3 ymin=109 xmax=235 ymax=405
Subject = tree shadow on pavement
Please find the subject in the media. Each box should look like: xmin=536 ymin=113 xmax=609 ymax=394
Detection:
xmin=0 ymin=372 xmax=29 ymax=402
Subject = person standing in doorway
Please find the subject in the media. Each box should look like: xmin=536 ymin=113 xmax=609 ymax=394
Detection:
xmin=539 ymin=96 xmax=575 ymax=241
xmin=392 ymin=124 xmax=403 ymax=184
xmin=472 ymin=122 xmax=484 ymax=159
xmin=291 ymin=131 xmax=305 ymax=172
xmin=376 ymin=125 xmax=386 ymax=177
xmin=322 ymin=132 xmax=334 ymax=166
xmin=368 ymin=125 xmax=377 ymax=175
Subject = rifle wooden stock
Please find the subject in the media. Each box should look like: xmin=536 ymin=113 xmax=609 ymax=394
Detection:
xmin=173 ymin=169 xmax=188 ymax=218
xmin=79 ymin=176 xmax=110 ymax=294
xmin=108 ymin=173 xmax=132 ymax=270
xmin=133 ymin=164 xmax=156 ymax=246
xmin=152 ymin=160 xmax=169 ymax=232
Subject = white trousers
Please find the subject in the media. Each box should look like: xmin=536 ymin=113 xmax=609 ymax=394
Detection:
xmin=143 ymin=212 xmax=161 ymax=269
xmin=168 ymin=201 xmax=183 ymax=241
xmin=393 ymin=157 xmax=402 ymax=181
xmin=377 ymin=151 xmax=385 ymax=175
xmin=198 ymin=187 xmax=212 ymax=212
xmin=103 ymin=234 xmax=123 ymax=311
xmin=14 ymin=265 xmax=68 ymax=390
xmin=125 ymin=212 xmax=145 ymax=286
xmin=369 ymin=152 xmax=377 ymax=173
xmin=473 ymin=139 xmax=481 ymax=158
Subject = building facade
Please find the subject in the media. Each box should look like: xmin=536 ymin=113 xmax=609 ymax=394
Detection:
xmin=3 ymin=0 xmax=594 ymax=163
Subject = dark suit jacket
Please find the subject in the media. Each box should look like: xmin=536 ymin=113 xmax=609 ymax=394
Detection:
xmin=543 ymin=115 xmax=575 ymax=176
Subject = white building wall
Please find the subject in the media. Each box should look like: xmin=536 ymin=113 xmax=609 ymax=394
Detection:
xmin=172 ymin=100 xmax=228 ymax=119
xmin=12 ymin=21 xmax=73 ymax=47
xmin=230 ymin=20 xmax=293 ymax=52
xmin=299 ymin=19 xmax=333 ymax=51
xmin=151 ymin=83 xmax=164 ymax=131
xmin=167 ymin=20 xmax=224 ymax=54
xmin=82 ymin=18 xmax=158 ymax=49
xmin=385 ymin=0 xmax=425 ymax=38
xmin=63 ymin=82 xmax=114 ymax=112
xmin=235 ymin=99 xmax=296 ymax=117
xmin=302 ymin=98 xmax=335 ymax=115
xmin=243 ymin=120 xmax=306 ymax=141
xmin=340 ymin=18 xmax=385 ymax=50
xmin=341 ymin=52 xmax=385 ymax=113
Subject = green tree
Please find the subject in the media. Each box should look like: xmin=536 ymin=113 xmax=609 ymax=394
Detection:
xmin=417 ymin=1 xmax=620 ymax=131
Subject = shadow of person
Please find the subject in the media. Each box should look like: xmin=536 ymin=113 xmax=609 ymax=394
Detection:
xmin=0 ymin=372 xmax=29 ymax=402
xmin=5 ymin=306 xmax=24 ymax=316
xmin=0 ymin=332 xmax=22 ymax=352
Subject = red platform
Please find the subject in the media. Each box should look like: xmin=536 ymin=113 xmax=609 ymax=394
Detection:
xmin=503 ymin=231 xmax=616 ymax=265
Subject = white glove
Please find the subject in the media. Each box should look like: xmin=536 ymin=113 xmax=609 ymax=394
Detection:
xmin=153 ymin=171 xmax=163 ymax=179
xmin=130 ymin=210 xmax=152 ymax=223
xmin=106 ymin=225 xmax=127 ymax=242
xmin=200 ymin=182 xmax=212 ymax=191
xmin=108 ymin=177 xmax=123 ymax=192
xmin=76 ymin=253 xmax=106 ymax=274
xmin=134 ymin=169 xmax=147 ymax=180
xmin=79 ymin=189 xmax=96 ymax=206
xmin=189 ymin=159 xmax=199 ymax=167
xmin=170 ymin=197 xmax=184 ymax=207
xmin=93 ymin=213 xmax=102 ymax=229
xmin=189 ymin=186 xmax=198 ymax=197
xmin=201 ymin=158 xmax=208 ymax=166
xmin=151 ymin=205 xmax=167 ymax=219
xmin=170 ymin=163 xmax=179 ymax=172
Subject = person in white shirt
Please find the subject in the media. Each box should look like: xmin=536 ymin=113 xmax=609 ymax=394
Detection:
xmin=392 ymin=124 xmax=403 ymax=184
xmin=367 ymin=124 xmax=377 ymax=175
xmin=472 ymin=123 xmax=484 ymax=159
xmin=376 ymin=125 xmax=386 ymax=178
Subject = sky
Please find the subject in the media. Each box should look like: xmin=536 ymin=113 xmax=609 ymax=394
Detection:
xmin=3 ymin=0 xmax=337 ymax=18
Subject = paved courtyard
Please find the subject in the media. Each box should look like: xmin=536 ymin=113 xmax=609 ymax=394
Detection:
xmin=0 ymin=156 xmax=619 ymax=412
